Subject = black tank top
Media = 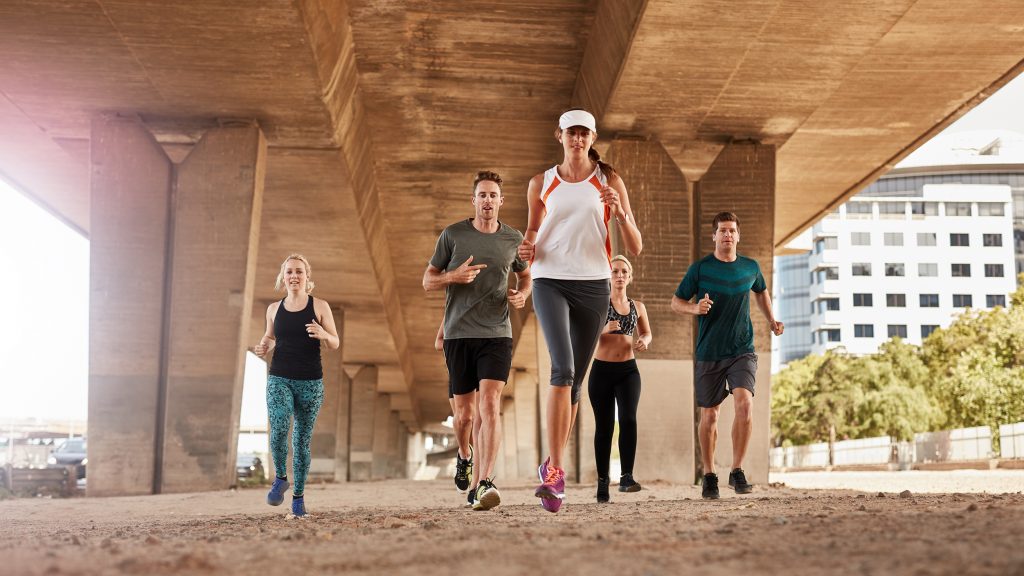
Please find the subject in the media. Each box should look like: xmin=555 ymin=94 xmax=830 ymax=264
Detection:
xmin=268 ymin=295 xmax=323 ymax=380
xmin=607 ymin=299 xmax=638 ymax=336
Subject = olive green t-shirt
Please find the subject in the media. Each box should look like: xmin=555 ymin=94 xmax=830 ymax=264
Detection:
xmin=674 ymin=253 xmax=767 ymax=361
xmin=430 ymin=219 xmax=528 ymax=339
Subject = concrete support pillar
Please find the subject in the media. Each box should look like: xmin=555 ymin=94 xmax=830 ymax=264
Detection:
xmin=512 ymin=369 xmax=540 ymax=481
xmin=696 ymin=142 xmax=776 ymax=485
xmin=500 ymin=396 xmax=518 ymax=481
xmin=347 ymin=365 xmax=377 ymax=481
xmin=599 ymin=139 xmax=698 ymax=484
xmin=406 ymin=432 xmax=425 ymax=479
xmin=88 ymin=117 xmax=266 ymax=495
xmin=88 ymin=117 xmax=174 ymax=496
xmin=309 ymin=307 xmax=347 ymax=482
xmin=387 ymin=411 xmax=402 ymax=478
xmin=371 ymin=394 xmax=391 ymax=480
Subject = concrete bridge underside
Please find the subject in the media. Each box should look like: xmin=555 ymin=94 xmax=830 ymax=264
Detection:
xmin=2 ymin=1 xmax=1023 ymax=494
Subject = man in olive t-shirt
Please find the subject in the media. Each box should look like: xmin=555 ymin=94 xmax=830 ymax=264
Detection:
xmin=671 ymin=211 xmax=783 ymax=500
xmin=423 ymin=170 xmax=531 ymax=511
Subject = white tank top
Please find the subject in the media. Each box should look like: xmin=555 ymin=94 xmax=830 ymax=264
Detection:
xmin=530 ymin=165 xmax=612 ymax=280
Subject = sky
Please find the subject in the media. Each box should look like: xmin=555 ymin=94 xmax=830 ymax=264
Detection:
xmin=1 ymin=72 xmax=1023 ymax=425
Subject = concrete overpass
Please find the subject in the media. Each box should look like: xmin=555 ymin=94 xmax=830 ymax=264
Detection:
xmin=2 ymin=1 xmax=1022 ymax=495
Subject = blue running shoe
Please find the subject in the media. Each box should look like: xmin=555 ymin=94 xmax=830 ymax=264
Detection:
xmin=292 ymin=496 xmax=306 ymax=517
xmin=266 ymin=477 xmax=289 ymax=506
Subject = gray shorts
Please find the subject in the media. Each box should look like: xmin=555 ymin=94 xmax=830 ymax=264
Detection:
xmin=694 ymin=353 xmax=757 ymax=408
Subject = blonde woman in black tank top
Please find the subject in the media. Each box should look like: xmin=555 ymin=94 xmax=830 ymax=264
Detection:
xmin=589 ymin=255 xmax=652 ymax=502
xmin=253 ymin=254 xmax=339 ymax=517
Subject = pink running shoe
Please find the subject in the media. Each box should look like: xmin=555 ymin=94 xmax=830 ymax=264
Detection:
xmin=535 ymin=465 xmax=565 ymax=513
xmin=537 ymin=457 xmax=550 ymax=483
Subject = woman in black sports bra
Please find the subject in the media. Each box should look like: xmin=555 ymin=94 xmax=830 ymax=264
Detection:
xmin=588 ymin=255 xmax=652 ymax=503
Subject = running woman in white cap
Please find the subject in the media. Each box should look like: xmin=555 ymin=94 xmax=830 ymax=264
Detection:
xmin=518 ymin=108 xmax=642 ymax=513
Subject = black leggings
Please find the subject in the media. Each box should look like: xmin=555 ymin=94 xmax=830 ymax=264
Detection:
xmin=588 ymin=358 xmax=641 ymax=479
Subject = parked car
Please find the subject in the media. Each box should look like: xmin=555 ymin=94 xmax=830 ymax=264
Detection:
xmin=48 ymin=438 xmax=87 ymax=479
xmin=236 ymin=454 xmax=264 ymax=481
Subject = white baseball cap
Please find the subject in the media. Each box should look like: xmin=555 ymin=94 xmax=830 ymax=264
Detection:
xmin=558 ymin=109 xmax=597 ymax=132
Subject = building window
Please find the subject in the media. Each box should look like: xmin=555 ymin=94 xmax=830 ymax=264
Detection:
xmin=986 ymin=294 xmax=1007 ymax=308
xmin=946 ymin=202 xmax=972 ymax=216
xmin=854 ymin=324 xmax=874 ymax=338
xmin=879 ymin=202 xmax=905 ymax=218
xmin=826 ymin=329 xmax=841 ymax=342
xmin=978 ymin=202 xmax=1005 ymax=217
xmin=919 ymin=294 xmax=939 ymax=307
xmin=921 ymin=325 xmax=939 ymax=339
xmin=916 ymin=232 xmax=937 ymax=246
xmin=911 ymin=201 xmax=938 ymax=216
xmin=983 ymin=233 xmax=1003 ymax=247
xmin=985 ymin=264 xmax=1004 ymax=277
xmin=823 ymin=267 xmax=839 ymax=281
xmin=884 ymin=232 xmax=904 ymax=246
xmin=950 ymin=233 xmax=969 ymax=247
xmin=851 ymin=232 xmax=871 ymax=246
xmin=824 ymin=298 xmax=840 ymax=311
xmin=952 ymin=294 xmax=973 ymax=308
xmin=885 ymin=263 xmax=905 ymax=277
xmin=886 ymin=293 xmax=907 ymax=307
xmin=852 ymin=263 xmax=872 ymax=276
xmin=846 ymin=202 xmax=872 ymax=217
xmin=809 ymin=271 xmax=815 ymax=285
xmin=887 ymin=325 xmax=908 ymax=339
xmin=918 ymin=263 xmax=938 ymax=277
xmin=853 ymin=293 xmax=873 ymax=307
xmin=951 ymin=263 xmax=971 ymax=277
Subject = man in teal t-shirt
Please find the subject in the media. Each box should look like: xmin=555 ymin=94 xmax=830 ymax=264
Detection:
xmin=671 ymin=211 xmax=783 ymax=500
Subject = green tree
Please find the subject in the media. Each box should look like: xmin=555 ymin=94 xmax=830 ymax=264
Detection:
xmin=770 ymin=353 xmax=825 ymax=446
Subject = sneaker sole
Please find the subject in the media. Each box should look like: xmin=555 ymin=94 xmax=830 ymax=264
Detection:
xmin=618 ymin=485 xmax=641 ymax=493
xmin=540 ymin=496 xmax=562 ymax=513
xmin=474 ymin=489 xmax=500 ymax=511
xmin=535 ymin=487 xmax=565 ymax=500
xmin=702 ymin=493 xmax=720 ymax=500
xmin=733 ymin=486 xmax=753 ymax=494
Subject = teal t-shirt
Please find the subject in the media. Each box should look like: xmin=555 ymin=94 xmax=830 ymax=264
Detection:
xmin=430 ymin=219 xmax=529 ymax=339
xmin=674 ymin=253 xmax=766 ymax=361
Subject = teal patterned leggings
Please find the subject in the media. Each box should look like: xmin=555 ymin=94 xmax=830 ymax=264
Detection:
xmin=267 ymin=375 xmax=324 ymax=495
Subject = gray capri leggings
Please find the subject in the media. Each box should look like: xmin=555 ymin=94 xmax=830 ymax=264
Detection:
xmin=531 ymin=278 xmax=611 ymax=404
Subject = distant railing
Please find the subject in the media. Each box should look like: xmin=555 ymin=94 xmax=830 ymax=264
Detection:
xmin=1000 ymin=422 xmax=1024 ymax=459
xmin=914 ymin=426 xmax=993 ymax=463
xmin=772 ymin=422 xmax=1024 ymax=471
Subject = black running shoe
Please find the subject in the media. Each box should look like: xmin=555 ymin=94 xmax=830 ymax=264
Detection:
xmin=465 ymin=486 xmax=476 ymax=507
xmin=618 ymin=473 xmax=642 ymax=493
xmin=596 ymin=477 xmax=610 ymax=503
xmin=454 ymin=447 xmax=473 ymax=493
xmin=473 ymin=478 xmax=501 ymax=511
xmin=728 ymin=468 xmax=753 ymax=494
xmin=702 ymin=473 xmax=720 ymax=500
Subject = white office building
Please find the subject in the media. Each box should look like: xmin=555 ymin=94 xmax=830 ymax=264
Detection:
xmin=774 ymin=130 xmax=1023 ymax=363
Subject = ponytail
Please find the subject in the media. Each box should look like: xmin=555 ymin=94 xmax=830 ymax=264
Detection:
xmin=588 ymin=147 xmax=616 ymax=180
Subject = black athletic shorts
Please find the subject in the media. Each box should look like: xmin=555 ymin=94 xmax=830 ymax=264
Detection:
xmin=443 ymin=337 xmax=514 ymax=397
xmin=694 ymin=353 xmax=757 ymax=408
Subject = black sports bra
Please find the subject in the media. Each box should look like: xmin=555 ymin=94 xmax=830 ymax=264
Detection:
xmin=607 ymin=299 xmax=638 ymax=336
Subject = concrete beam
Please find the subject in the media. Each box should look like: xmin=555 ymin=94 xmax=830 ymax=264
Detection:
xmin=570 ymin=1 xmax=648 ymax=121
xmin=296 ymin=0 xmax=421 ymax=427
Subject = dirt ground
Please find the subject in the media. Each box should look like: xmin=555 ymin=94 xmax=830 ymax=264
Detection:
xmin=2 ymin=473 xmax=1023 ymax=576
